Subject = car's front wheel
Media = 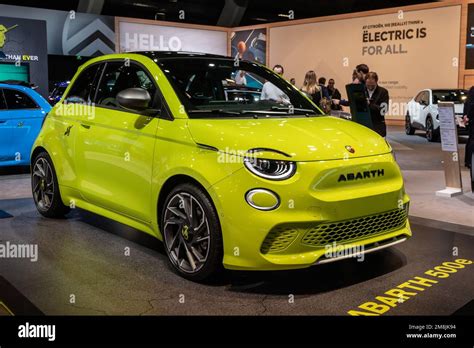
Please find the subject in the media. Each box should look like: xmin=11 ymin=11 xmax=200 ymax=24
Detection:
xmin=31 ymin=152 xmax=70 ymax=218
xmin=161 ymin=183 xmax=223 ymax=282
xmin=426 ymin=116 xmax=440 ymax=142
xmin=405 ymin=114 xmax=415 ymax=135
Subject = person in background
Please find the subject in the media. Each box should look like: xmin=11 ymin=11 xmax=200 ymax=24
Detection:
xmin=338 ymin=64 xmax=371 ymax=107
xmin=235 ymin=70 xmax=247 ymax=85
xmin=301 ymin=70 xmax=322 ymax=105
xmin=290 ymin=78 xmax=296 ymax=86
xmin=318 ymin=77 xmax=330 ymax=99
xmin=328 ymin=78 xmax=342 ymax=110
xmin=463 ymin=86 xmax=474 ymax=169
xmin=365 ymin=71 xmax=388 ymax=137
xmin=260 ymin=64 xmax=289 ymax=103
xmin=352 ymin=69 xmax=359 ymax=83
xmin=354 ymin=64 xmax=370 ymax=85
xmin=328 ymin=78 xmax=341 ymax=99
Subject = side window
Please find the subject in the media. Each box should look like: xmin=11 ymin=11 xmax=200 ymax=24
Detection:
xmin=95 ymin=61 xmax=157 ymax=110
xmin=0 ymin=90 xmax=6 ymax=110
xmin=414 ymin=92 xmax=423 ymax=103
xmin=421 ymin=92 xmax=430 ymax=105
xmin=64 ymin=64 xmax=103 ymax=104
xmin=3 ymin=89 xmax=38 ymax=109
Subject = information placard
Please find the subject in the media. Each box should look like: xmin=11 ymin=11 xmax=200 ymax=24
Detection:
xmin=436 ymin=102 xmax=463 ymax=197
xmin=438 ymin=103 xmax=458 ymax=152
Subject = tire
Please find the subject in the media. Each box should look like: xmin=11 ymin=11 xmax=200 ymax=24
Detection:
xmin=425 ymin=116 xmax=440 ymax=142
xmin=160 ymin=183 xmax=223 ymax=282
xmin=405 ymin=114 xmax=415 ymax=135
xmin=31 ymin=152 xmax=70 ymax=218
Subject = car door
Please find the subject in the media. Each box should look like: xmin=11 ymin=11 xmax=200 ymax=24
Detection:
xmin=51 ymin=63 xmax=104 ymax=190
xmin=0 ymin=89 xmax=13 ymax=162
xmin=3 ymin=88 xmax=47 ymax=164
xmin=419 ymin=91 xmax=432 ymax=128
xmin=412 ymin=90 xmax=429 ymax=129
xmin=74 ymin=60 xmax=160 ymax=223
xmin=409 ymin=91 xmax=423 ymax=127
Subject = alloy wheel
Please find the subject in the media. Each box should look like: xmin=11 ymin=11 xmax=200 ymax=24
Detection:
xmin=163 ymin=192 xmax=211 ymax=274
xmin=426 ymin=118 xmax=433 ymax=141
xmin=32 ymin=158 xmax=55 ymax=211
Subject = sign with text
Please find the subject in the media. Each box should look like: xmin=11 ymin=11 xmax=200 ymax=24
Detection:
xmin=438 ymin=102 xmax=458 ymax=152
xmin=436 ymin=102 xmax=462 ymax=197
xmin=269 ymin=6 xmax=461 ymax=119
xmin=118 ymin=21 xmax=227 ymax=55
xmin=0 ymin=16 xmax=48 ymax=96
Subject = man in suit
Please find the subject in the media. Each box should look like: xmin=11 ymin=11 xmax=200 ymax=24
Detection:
xmin=365 ymin=72 xmax=388 ymax=137
xmin=463 ymin=86 xmax=474 ymax=191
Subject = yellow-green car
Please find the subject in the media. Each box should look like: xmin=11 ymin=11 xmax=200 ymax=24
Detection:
xmin=31 ymin=52 xmax=411 ymax=281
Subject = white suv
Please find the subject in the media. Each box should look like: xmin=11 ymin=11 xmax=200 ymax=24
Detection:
xmin=405 ymin=89 xmax=468 ymax=142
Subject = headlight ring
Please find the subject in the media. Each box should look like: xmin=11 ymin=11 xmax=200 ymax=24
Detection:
xmin=243 ymin=157 xmax=296 ymax=180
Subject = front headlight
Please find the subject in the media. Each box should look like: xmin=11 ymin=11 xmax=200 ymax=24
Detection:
xmin=244 ymin=157 xmax=296 ymax=180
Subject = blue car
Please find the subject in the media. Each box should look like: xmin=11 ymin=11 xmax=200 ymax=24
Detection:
xmin=0 ymin=83 xmax=51 ymax=166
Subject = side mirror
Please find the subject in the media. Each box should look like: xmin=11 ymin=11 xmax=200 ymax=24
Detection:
xmin=117 ymin=88 xmax=151 ymax=111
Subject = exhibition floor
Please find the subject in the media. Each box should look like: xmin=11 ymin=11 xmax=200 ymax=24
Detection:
xmin=0 ymin=126 xmax=473 ymax=316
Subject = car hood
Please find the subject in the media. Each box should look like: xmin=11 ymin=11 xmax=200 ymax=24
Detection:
xmin=187 ymin=116 xmax=391 ymax=161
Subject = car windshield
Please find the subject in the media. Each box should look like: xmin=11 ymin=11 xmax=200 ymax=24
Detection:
xmin=157 ymin=57 xmax=322 ymax=118
xmin=432 ymin=90 xmax=467 ymax=104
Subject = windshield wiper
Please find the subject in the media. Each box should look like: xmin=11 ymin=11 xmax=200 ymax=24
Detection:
xmin=270 ymin=106 xmax=318 ymax=116
xmin=187 ymin=109 xmax=242 ymax=117
xmin=239 ymin=107 xmax=317 ymax=117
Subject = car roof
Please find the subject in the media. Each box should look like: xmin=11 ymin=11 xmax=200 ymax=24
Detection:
xmin=431 ymin=89 xmax=467 ymax=92
xmin=0 ymin=83 xmax=33 ymax=93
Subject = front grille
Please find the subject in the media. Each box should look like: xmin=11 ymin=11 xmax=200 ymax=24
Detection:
xmin=301 ymin=208 xmax=407 ymax=247
xmin=260 ymin=227 xmax=298 ymax=254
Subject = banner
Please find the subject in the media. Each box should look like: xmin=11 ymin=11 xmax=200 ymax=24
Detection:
xmin=0 ymin=4 xmax=115 ymax=57
xmin=118 ymin=20 xmax=227 ymax=55
xmin=230 ymin=28 xmax=267 ymax=65
xmin=269 ymin=6 xmax=461 ymax=118
xmin=0 ymin=16 xmax=48 ymax=96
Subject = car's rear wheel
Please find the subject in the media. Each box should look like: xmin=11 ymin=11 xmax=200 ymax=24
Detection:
xmin=405 ymin=114 xmax=415 ymax=135
xmin=426 ymin=116 xmax=439 ymax=142
xmin=31 ymin=152 xmax=70 ymax=218
xmin=161 ymin=183 xmax=223 ymax=282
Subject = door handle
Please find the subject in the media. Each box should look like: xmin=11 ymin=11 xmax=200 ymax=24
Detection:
xmin=17 ymin=121 xmax=24 ymax=127
xmin=81 ymin=123 xmax=91 ymax=129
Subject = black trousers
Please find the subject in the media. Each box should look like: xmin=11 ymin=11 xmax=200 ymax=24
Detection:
xmin=466 ymin=135 xmax=474 ymax=168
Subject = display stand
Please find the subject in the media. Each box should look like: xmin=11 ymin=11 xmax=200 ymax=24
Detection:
xmin=345 ymin=83 xmax=373 ymax=129
xmin=436 ymin=102 xmax=463 ymax=197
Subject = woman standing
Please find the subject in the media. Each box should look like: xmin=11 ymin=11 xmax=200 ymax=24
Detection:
xmin=301 ymin=70 xmax=332 ymax=113
xmin=301 ymin=70 xmax=321 ymax=105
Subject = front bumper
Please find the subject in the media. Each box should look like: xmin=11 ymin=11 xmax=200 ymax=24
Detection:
xmin=209 ymin=152 xmax=411 ymax=270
